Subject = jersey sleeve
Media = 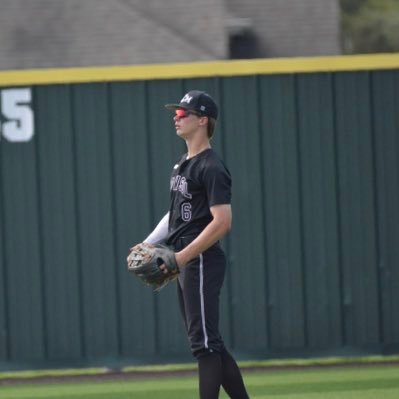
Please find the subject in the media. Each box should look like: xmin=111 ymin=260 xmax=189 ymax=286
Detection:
xmin=202 ymin=158 xmax=232 ymax=207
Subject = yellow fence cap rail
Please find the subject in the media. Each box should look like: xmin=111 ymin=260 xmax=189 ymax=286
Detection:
xmin=0 ymin=53 xmax=398 ymax=87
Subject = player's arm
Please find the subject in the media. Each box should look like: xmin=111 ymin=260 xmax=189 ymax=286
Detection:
xmin=127 ymin=212 xmax=169 ymax=267
xmin=126 ymin=212 xmax=169 ymax=267
xmin=175 ymin=204 xmax=232 ymax=267
xmin=143 ymin=212 xmax=169 ymax=245
xmin=129 ymin=212 xmax=169 ymax=253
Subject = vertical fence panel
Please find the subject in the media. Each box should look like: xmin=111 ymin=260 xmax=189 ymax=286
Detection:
xmin=0 ymin=186 xmax=7 ymax=360
xmin=334 ymin=72 xmax=380 ymax=348
xmin=222 ymin=76 xmax=268 ymax=354
xmin=259 ymin=75 xmax=306 ymax=351
xmin=296 ymin=73 xmax=343 ymax=350
xmin=109 ymin=81 xmax=158 ymax=357
xmin=372 ymin=71 xmax=399 ymax=348
xmin=71 ymin=83 xmax=119 ymax=359
xmin=35 ymin=85 xmax=82 ymax=360
xmin=0 ymin=141 xmax=45 ymax=361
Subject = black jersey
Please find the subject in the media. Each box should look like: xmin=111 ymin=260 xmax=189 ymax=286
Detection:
xmin=166 ymin=148 xmax=231 ymax=245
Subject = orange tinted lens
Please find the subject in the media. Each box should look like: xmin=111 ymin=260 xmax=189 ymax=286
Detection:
xmin=175 ymin=109 xmax=188 ymax=118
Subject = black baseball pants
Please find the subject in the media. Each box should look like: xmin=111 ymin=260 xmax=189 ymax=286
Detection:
xmin=175 ymin=238 xmax=226 ymax=357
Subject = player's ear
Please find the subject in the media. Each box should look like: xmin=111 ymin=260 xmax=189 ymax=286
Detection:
xmin=199 ymin=115 xmax=209 ymax=126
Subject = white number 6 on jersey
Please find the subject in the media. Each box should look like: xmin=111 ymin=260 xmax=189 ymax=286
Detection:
xmin=181 ymin=202 xmax=192 ymax=222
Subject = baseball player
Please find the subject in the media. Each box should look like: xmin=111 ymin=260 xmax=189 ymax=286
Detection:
xmin=137 ymin=90 xmax=249 ymax=398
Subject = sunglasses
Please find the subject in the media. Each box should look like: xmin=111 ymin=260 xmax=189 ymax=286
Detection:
xmin=174 ymin=109 xmax=201 ymax=119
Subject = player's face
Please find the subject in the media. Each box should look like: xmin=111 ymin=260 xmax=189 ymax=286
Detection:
xmin=174 ymin=109 xmax=205 ymax=139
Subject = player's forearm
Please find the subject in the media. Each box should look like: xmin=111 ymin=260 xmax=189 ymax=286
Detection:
xmin=176 ymin=216 xmax=231 ymax=267
xmin=143 ymin=212 xmax=169 ymax=245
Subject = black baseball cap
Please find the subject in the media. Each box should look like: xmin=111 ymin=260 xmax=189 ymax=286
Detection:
xmin=165 ymin=90 xmax=218 ymax=120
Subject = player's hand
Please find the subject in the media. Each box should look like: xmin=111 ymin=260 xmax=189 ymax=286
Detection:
xmin=159 ymin=251 xmax=185 ymax=273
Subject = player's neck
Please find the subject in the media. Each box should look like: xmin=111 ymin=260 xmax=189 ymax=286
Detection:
xmin=185 ymin=136 xmax=211 ymax=159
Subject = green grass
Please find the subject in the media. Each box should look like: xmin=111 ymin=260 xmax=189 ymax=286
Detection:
xmin=0 ymin=364 xmax=398 ymax=399
xmin=2 ymin=354 xmax=398 ymax=381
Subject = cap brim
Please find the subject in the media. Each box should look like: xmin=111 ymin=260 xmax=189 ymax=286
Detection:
xmin=165 ymin=103 xmax=189 ymax=111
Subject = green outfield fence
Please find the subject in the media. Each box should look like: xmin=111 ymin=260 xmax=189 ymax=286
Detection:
xmin=0 ymin=54 xmax=398 ymax=370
